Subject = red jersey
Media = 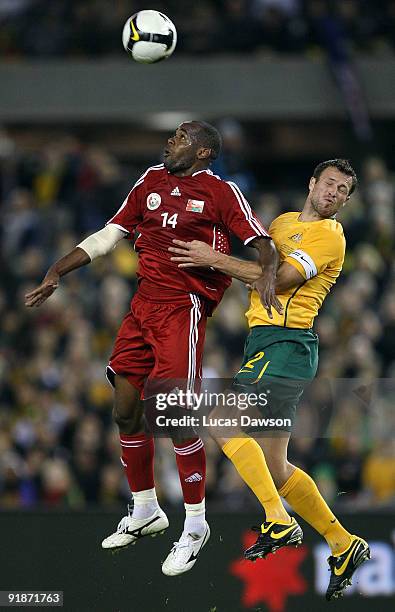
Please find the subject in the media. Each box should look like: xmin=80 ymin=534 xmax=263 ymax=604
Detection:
xmin=107 ymin=164 xmax=269 ymax=309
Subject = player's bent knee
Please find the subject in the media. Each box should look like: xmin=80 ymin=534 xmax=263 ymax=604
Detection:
xmin=112 ymin=407 xmax=144 ymax=434
xmin=268 ymin=460 xmax=294 ymax=489
xmin=264 ymin=453 xmax=288 ymax=483
xmin=206 ymin=421 xmax=221 ymax=441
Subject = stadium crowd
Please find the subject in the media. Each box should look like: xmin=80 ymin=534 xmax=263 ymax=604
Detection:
xmin=1 ymin=0 xmax=395 ymax=58
xmin=0 ymin=125 xmax=394 ymax=511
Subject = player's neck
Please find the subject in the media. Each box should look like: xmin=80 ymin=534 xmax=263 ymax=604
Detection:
xmin=298 ymin=200 xmax=329 ymax=222
xmin=172 ymin=162 xmax=210 ymax=178
xmin=298 ymin=210 xmax=322 ymax=222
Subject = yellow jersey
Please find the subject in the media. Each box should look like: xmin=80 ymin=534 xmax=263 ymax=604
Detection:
xmin=246 ymin=212 xmax=346 ymax=329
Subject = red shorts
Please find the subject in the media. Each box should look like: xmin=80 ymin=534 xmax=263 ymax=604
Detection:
xmin=107 ymin=288 xmax=208 ymax=398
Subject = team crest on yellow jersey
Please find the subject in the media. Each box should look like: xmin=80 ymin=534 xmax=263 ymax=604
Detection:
xmin=289 ymin=233 xmax=303 ymax=242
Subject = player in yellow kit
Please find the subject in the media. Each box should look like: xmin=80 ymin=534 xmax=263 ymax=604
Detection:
xmin=169 ymin=159 xmax=370 ymax=600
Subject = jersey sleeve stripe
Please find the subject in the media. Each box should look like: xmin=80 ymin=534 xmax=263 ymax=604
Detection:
xmin=106 ymin=193 xmax=130 ymax=224
xmin=288 ymin=249 xmax=317 ymax=279
xmin=106 ymin=164 xmax=164 ymax=225
xmin=244 ymin=235 xmax=265 ymax=246
xmin=227 ymin=181 xmax=269 ymax=237
xmin=133 ymin=163 xmax=164 ymax=190
xmin=107 ymin=222 xmax=129 ymax=234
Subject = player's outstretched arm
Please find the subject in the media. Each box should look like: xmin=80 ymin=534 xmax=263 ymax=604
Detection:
xmin=169 ymin=238 xmax=283 ymax=318
xmin=169 ymin=239 xmax=262 ymax=282
xmin=24 ymin=247 xmax=91 ymax=307
xmin=25 ymin=224 xmax=126 ymax=307
xmin=169 ymin=239 xmax=305 ymax=292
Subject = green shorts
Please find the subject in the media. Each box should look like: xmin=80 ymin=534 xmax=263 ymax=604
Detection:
xmin=233 ymin=326 xmax=319 ymax=432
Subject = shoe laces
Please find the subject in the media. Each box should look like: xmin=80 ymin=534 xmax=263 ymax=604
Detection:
xmin=170 ymin=533 xmax=193 ymax=554
xmin=117 ymin=504 xmax=133 ymax=533
xmin=251 ymin=519 xmax=292 ymax=533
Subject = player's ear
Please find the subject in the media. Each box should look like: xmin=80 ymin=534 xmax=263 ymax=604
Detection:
xmin=308 ymin=177 xmax=316 ymax=192
xmin=197 ymin=147 xmax=211 ymax=160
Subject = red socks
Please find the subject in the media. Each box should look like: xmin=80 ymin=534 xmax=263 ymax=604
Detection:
xmin=119 ymin=434 xmax=206 ymax=507
xmin=119 ymin=433 xmax=155 ymax=492
xmin=173 ymin=438 xmax=206 ymax=504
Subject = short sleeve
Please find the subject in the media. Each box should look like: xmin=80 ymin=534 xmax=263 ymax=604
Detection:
xmin=106 ymin=180 xmax=144 ymax=234
xmin=219 ymin=181 xmax=270 ymax=244
xmin=285 ymin=229 xmax=345 ymax=279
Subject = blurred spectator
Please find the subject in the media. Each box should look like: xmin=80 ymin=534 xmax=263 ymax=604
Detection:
xmin=0 ymin=0 xmax=32 ymax=21
xmin=254 ymin=0 xmax=300 ymax=16
xmin=213 ymin=119 xmax=256 ymax=194
xmin=3 ymin=189 xmax=41 ymax=258
xmin=332 ymin=435 xmax=365 ymax=501
xmin=362 ymin=440 xmax=395 ymax=505
xmin=218 ymin=0 xmax=262 ymax=53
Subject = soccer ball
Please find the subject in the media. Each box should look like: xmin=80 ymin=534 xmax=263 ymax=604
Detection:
xmin=122 ymin=10 xmax=177 ymax=64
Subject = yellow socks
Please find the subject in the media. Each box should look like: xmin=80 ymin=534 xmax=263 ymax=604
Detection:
xmin=279 ymin=467 xmax=352 ymax=555
xmin=222 ymin=438 xmax=352 ymax=555
xmin=222 ymin=436 xmax=290 ymax=524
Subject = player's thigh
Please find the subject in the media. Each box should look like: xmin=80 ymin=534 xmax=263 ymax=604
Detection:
xmin=234 ymin=335 xmax=313 ymax=432
xmin=146 ymin=297 xmax=207 ymax=389
xmin=236 ymin=327 xmax=318 ymax=382
xmin=107 ymin=305 xmax=155 ymax=397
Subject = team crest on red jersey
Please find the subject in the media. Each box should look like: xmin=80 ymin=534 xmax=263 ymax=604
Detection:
xmin=147 ymin=193 xmax=161 ymax=210
xmin=186 ymin=199 xmax=205 ymax=213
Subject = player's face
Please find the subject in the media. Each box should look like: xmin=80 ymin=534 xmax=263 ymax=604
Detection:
xmin=163 ymin=123 xmax=201 ymax=174
xmin=308 ymin=167 xmax=352 ymax=218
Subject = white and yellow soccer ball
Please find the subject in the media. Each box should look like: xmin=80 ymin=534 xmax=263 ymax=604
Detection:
xmin=122 ymin=10 xmax=177 ymax=64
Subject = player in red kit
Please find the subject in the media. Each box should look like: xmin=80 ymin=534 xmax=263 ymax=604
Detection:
xmin=25 ymin=121 xmax=281 ymax=576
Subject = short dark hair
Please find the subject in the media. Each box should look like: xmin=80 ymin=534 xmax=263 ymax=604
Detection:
xmin=313 ymin=159 xmax=357 ymax=195
xmin=194 ymin=121 xmax=222 ymax=160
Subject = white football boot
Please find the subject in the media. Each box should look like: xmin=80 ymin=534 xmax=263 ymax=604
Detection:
xmin=161 ymin=522 xmax=210 ymax=576
xmin=101 ymin=504 xmax=169 ymax=550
